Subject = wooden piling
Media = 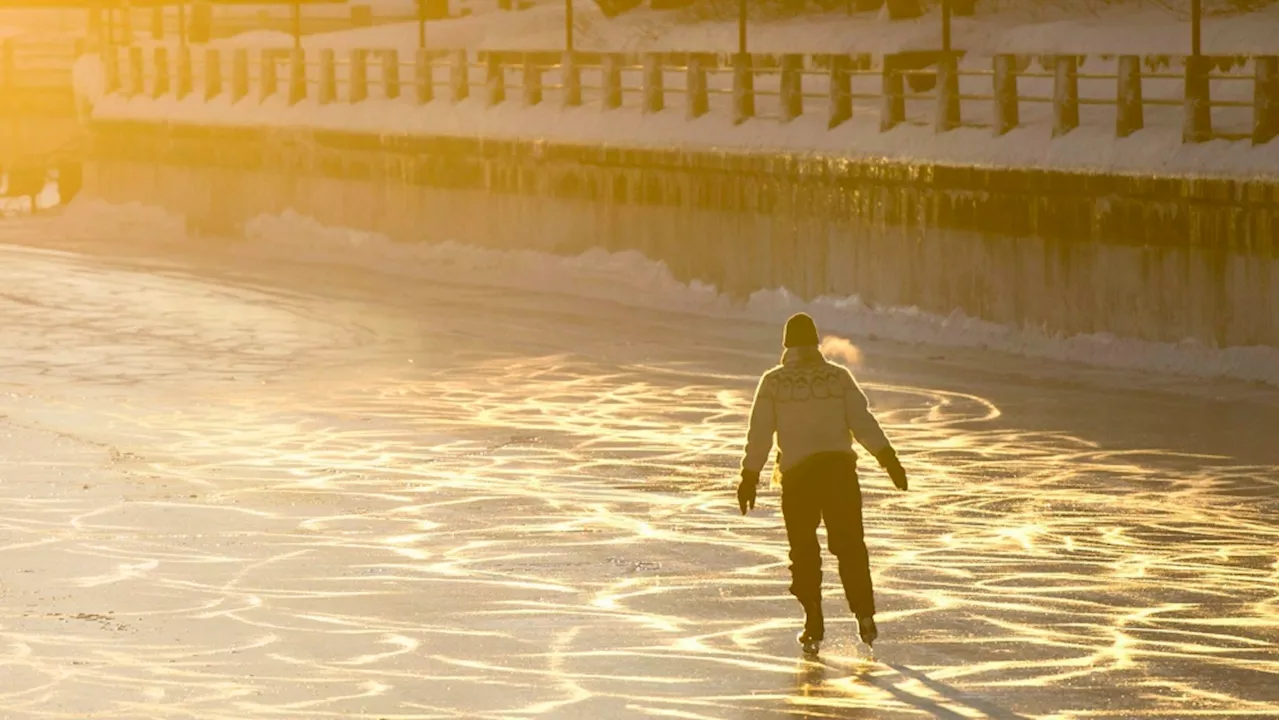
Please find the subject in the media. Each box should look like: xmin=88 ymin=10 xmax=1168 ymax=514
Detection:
xmin=1053 ymin=55 xmax=1079 ymax=137
xmin=993 ymin=54 xmax=1019 ymax=135
xmin=1116 ymin=55 xmax=1144 ymax=138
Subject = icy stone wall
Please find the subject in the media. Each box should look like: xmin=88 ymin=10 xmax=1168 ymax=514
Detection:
xmin=86 ymin=121 xmax=1278 ymax=348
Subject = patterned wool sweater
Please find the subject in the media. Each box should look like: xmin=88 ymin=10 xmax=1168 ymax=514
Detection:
xmin=741 ymin=346 xmax=892 ymax=475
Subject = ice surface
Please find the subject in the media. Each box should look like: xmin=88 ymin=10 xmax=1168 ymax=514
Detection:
xmin=0 ymin=199 xmax=1275 ymax=719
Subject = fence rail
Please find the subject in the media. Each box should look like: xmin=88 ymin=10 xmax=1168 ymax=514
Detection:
xmin=0 ymin=37 xmax=83 ymax=90
xmin=92 ymin=44 xmax=1280 ymax=146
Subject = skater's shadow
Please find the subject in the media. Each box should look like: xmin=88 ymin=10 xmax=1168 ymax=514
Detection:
xmin=877 ymin=661 xmax=1030 ymax=720
xmin=782 ymin=658 xmax=1029 ymax=720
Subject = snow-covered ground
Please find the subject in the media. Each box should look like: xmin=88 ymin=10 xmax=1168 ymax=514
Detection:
xmin=0 ymin=201 xmax=1275 ymax=718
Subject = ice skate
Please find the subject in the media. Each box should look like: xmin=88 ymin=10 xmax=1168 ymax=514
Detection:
xmin=797 ymin=632 xmax=821 ymax=657
xmin=857 ymin=615 xmax=878 ymax=647
xmin=798 ymin=601 xmax=824 ymax=656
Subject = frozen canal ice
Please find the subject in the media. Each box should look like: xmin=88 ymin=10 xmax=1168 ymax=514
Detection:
xmin=0 ymin=214 xmax=1276 ymax=719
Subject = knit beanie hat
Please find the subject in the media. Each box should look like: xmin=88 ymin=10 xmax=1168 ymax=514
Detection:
xmin=783 ymin=313 xmax=820 ymax=348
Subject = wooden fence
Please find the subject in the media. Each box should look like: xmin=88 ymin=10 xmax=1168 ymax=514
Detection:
xmin=0 ymin=37 xmax=84 ymax=119
xmin=0 ymin=37 xmax=82 ymax=91
xmin=97 ymin=44 xmax=1280 ymax=145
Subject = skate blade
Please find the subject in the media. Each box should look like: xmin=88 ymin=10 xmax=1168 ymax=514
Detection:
xmin=800 ymin=641 xmax=821 ymax=656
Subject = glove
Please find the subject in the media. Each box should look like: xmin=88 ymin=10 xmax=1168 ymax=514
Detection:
xmin=875 ymin=448 xmax=908 ymax=491
xmin=737 ymin=469 xmax=759 ymax=515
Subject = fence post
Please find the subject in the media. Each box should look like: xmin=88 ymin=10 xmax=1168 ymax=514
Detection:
xmin=1116 ymin=54 xmax=1144 ymax=138
xmin=450 ymin=49 xmax=469 ymax=102
xmin=150 ymin=6 xmax=163 ymax=40
xmin=881 ymin=56 xmax=905 ymax=131
xmin=732 ymin=52 xmax=754 ymax=124
xmin=1053 ymin=55 xmax=1079 ymax=137
xmin=319 ymin=48 xmax=336 ymax=104
xmin=128 ymin=46 xmax=145 ymax=97
xmin=562 ymin=51 xmax=582 ymax=107
xmin=190 ymin=1 xmax=212 ymax=44
xmin=828 ymin=54 xmax=851 ymax=129
xmin=231 ymin=48 xmax=248 ymax=103
xmin=993 ymin=54 xmax=1018 ymax=135
xmin=103 ymin=45 xmax=120 ymax=95
xmin=351 ymin=4 xmax=373 ymax=26
xmin=935 ymin=52 xmax=960 ymax=132
xmin=152 ymin=46 xmax=170 ymax=98
xmin=687 ymin=54 xmax=708 ymax=119
xmin=88 ymin=9 xmax=101 ymax=50
xmin=523 ymin=53 xmax=542 ymax=106
xmin=1183 ymin=55 xmax=1212 ymax=143
xmin=602 ymin=53 xmax=622 ymax=110
xmin=175 ymin=44 xmax=192 ymax=99
xmin=1254 ymin=55 xmax=1278 ymax=145
xmin=485 ymin=53 xmax=504 ymax=106
xmin=383 ymin=49 xmax=400 ymax=100
xmin=350 ymin=49 xmax=368 ymax=103
xmin=289 ymin=48 xmax=306 ymax=105
xmin=259 ymin=50 xmax=277 ymax=101
xmin=204 ymin=47 xmax=221 ymax=100
xmin=780 ymin=54 xmax=803 ymax=122
xmin=415 ymin=48 xmax=434 ymax=104
xmin=643 ymin=52 xmax=663 ymax=113
xmin=101 ymin=46 xmax=120 ymax=94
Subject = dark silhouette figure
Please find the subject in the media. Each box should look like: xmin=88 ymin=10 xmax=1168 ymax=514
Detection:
xmin=737 ymin=313 xmax=908 ymax=650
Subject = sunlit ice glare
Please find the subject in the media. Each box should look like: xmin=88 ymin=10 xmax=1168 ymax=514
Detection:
xmin=1 ymin=230 xmax=1273 ymax=720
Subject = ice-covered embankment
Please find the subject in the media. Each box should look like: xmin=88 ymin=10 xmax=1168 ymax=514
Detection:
xmin=52 ymin=198 xmax=1280 ymax=385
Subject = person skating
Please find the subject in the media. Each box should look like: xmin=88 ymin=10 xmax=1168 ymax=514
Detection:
xmin=736 ymin=313 xmax=908 ymax=654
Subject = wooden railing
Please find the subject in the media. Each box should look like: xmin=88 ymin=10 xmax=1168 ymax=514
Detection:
xmin=0 ymin=38 xmax=84 ymax=119
xmin=0 ymin=37 xmax=82 ymax=91
xmin=97 ymin=45 xmax=1280 ymax=146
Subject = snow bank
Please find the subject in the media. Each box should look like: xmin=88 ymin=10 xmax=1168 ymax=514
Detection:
xmin=91 ymin=92 xmax=1278 ymax=179
xmin=224 ymin=207 xmax=1276 ymax=385
xmin=30 ymin=199 xmax=184 ymax=240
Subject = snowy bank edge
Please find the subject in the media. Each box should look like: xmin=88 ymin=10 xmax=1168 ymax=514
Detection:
xmin=85 ymin=91 xmax=1280 ymax=182
xmin=52 ymin=199 xmax=1280 ymax=387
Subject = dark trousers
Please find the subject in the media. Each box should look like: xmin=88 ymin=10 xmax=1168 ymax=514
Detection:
xmin=780 ymin=452 xmax=876 ymax=618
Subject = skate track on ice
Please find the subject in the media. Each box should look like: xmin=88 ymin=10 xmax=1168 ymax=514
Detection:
xmin=0 ymin=219 xmax=1275 ymax=719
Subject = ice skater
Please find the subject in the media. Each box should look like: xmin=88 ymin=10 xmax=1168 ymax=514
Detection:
xmin=737 ymin=313 xmax=908 ymax=655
